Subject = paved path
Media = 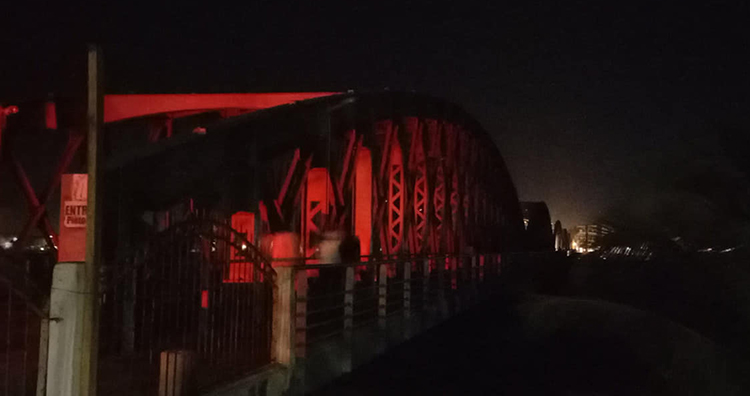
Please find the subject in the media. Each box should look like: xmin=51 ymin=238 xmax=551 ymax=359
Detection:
xmin=312 ymin=293 xmax=750 ymax=396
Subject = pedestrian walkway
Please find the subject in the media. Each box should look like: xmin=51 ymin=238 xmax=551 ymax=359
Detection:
xmin=312 ymin=293 xmax=749 ymax=395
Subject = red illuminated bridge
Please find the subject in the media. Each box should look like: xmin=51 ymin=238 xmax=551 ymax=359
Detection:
xmin=0 ymin=91 xmax=541 ymax=396
xmin=102 ymin=91 xmax=526 ymax=260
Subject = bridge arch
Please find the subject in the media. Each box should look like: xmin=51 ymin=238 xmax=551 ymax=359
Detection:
xmin=105 ymin=91 xmax=525 ymax=260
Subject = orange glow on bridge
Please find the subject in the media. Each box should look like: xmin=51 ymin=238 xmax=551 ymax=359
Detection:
xmin=354 ymin=147 xmax=372 ymax=258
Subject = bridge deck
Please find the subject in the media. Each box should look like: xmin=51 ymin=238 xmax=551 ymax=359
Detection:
xmin=312 ymin=291 xmax=750 ymax=395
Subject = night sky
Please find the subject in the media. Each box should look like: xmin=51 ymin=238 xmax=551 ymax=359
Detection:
xmin=2 ymin=2 xmax=748 ymax=229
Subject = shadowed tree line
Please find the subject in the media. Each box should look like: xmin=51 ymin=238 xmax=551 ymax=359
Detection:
xmin=597 ymin=121 xmax=750 ymax=254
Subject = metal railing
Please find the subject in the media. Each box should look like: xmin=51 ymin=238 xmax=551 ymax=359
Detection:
xmin=98 ymin=218 xmax=276 ymax=395
xmin=0 ymin=254 xmax=52 ymax=396
xmin=290 ymin=253 xmax=504 ymax=359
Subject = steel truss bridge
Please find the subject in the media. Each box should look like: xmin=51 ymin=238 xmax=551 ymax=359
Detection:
xmin=0 ymin=90 xmax=532 ymax=395
xmin=2 ymin=91 xmax=524 ymax=258
xmin=105 ymin=91 xmax=525 ymax=260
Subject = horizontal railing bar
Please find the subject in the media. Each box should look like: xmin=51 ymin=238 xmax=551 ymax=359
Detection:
xmin=305 ymin=304 xmax=346 ymax=316
xmin=283 ymin=254 xmax=490 ymax=270
xmin=307 ymin=329 xmax=345 ymax=345
xmin=306 ymin=317 xmax=344 ymax=330
xmin=353 ymin=307 xmax=379 ymax=316
xmin=304 ymin=290 xmax=346 ymax=301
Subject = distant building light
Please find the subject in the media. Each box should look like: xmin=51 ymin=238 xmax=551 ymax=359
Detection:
xmin=11 ymin=237 xmax=18 ymax=242
xmin=1 ymin=241 xmax=12 ymax=249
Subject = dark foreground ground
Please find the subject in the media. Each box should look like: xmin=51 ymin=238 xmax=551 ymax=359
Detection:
xmin=313 ymin=255 xmax=750 ymax=395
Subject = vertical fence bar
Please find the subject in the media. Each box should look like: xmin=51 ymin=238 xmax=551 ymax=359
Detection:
xmin=343 ymin=267 xmax=354 ymax=341
xmin=436 ymin=257 xmax=447 ymax=318
xmin=478 ymin=254 xmax=484 ymax=282
xmin=22 ymin=290 xmax=29 ymax=396
xmin=470 ymin=255 xmax=476 ymax=283
xmin=403 ymin=262 xmax=411 ymax=319
xmin=422 ymin=258 xmax=429 ymax=313
xmin=450 ymin=257 xmax=459 ymax=312
xmin=450 ymin=257 xmax=457 ymax=291
xmin=343 ymin=267 xmax=354 ymax=373
xmin=36 ymin=301 xmax=50 ymax=396
xmin=470 ymin=255 xmax=477 ymax=301
xmin=378 ymin=264 xmax=388 ymax=330
xmin=294 ymin=270 xmax=308 ymax=359
xmin=5 ymin=282 xmax=11 ymax=395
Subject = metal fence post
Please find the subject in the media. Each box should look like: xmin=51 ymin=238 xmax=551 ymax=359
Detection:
xmin=403 ymin=261 xmax=411 ymax=319
xmin=477 ymin=254 xmax=484 ymax=282
xmin=290 ymin=268 xmax=308 ymax=394
xmin=436 ymin=257 xmax=447 ymax=318
xmin=294 ymin=269 xmax=308 ymax=358
xmin=470 ymin=255 xmax=477 ymax=301
xmin=450 ymin=257 xmax=458 ymax=291
xmin=343 ymin=266 xmax=354 ymax=373
xmin=36 ymin=300 xmax=50 ymax=396
xmin=422 ymin=258 xmax=429 ymax=313
xmin=378 ymin=264 xmax=388 ymax=330
xmin=470 ymin=255 xmax=476 ymax=282
xmin=450 ymin=257 xmax=459 ymax=312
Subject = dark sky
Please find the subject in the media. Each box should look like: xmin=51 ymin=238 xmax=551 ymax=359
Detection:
xmin=2 ymin=1 xmax=749 ymax=229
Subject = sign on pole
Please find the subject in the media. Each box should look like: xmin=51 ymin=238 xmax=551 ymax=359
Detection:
xmin=58 ymin=174 xmax=88 ymax=262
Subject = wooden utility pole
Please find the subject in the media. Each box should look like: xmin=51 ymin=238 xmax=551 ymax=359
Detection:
xmin=81 ymin=44 xmax=103 ymax=396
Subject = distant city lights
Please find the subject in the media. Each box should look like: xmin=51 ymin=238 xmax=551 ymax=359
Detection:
xmin=0 ymin=235 xmax=52 ymax=251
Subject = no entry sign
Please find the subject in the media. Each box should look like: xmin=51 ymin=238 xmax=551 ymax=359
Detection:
xmin=63 ymin=201 xmax=87 ymax=228
xmin=59 ymin=174 xmax=88 ymax=262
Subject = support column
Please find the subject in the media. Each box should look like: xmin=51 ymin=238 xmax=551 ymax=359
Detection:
xmin=47 ymin=47 xmax=103 ymax=396
xmin=46 ymin=263 xmax=89 ymax=396
xmin=272 ymin=267 xmax=295 ymax=367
